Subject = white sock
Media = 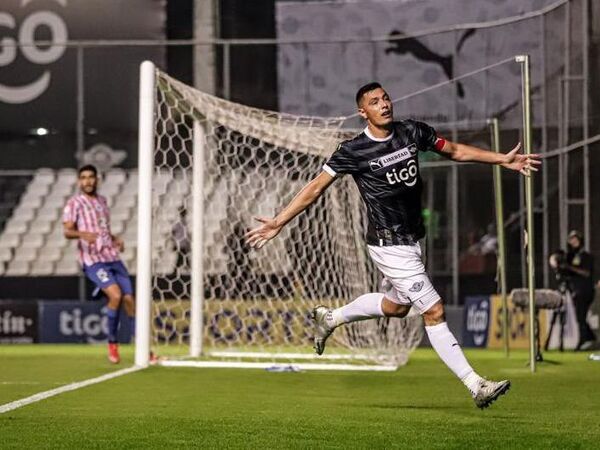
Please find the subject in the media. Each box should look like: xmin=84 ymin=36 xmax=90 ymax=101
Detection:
xmin=425 ymin=322 xmax=482 ymax=394
xmin=330 ymin=293 xmax=385 ymax=327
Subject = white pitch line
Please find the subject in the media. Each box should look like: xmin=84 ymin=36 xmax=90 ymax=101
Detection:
xmin=0 ymin=366 xmax=142 ymax=414
xmin=161 ymin=360 xmax=397 ymax=372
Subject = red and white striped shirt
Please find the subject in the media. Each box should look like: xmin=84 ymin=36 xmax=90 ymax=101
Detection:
xmin=62 ymin=194 xmax=120 ymax=267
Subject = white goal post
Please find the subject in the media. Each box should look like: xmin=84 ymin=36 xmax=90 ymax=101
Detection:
xmin=135 ymin=61 xmax=423 ymax=370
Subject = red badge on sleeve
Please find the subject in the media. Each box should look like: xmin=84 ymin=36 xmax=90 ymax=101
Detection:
xmin=435 ymin=138 xmax=446 ymax=151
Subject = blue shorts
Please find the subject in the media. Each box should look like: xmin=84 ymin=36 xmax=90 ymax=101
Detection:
xmin=84 ymin=261 xmax=133 ymax=296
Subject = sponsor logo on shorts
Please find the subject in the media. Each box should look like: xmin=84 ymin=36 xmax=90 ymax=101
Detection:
xmin=409 ymin=281 xmax=424 ymax=293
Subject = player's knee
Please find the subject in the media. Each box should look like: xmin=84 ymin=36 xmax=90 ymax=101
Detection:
xmin=422 ymin=300 xmax=445 ymax=325
xmin=105 ymin=286 xmax=123 ymax=308
xmin=382 ymin=297 xmax=410 ymax=318
xmin=122 ymin=295 xmax=135 ymax=314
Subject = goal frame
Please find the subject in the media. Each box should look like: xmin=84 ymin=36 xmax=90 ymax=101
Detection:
xmin=134 ymin=61 xmax=421 ymax=371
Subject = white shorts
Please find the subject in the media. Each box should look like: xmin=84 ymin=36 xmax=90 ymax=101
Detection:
xmin=367 ymin=242 xmax=441 ymax=315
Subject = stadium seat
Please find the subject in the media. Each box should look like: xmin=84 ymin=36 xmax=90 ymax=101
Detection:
xmin=112 ymin=209 xmax=132 ymax=223
xmin=21 ymin=233 xmax=45 ymax=249
xmin=121 ymin=247 xmax=136 ymax=265
xmin=45 ymin=233 xmax=67 ymax=248
xmin=56 ymin=169 xmax=77 ymax=184
xmin=6 ymin=260 xmax=30 ymax=276
xmin=13 ymin=247 xmax=37 ymax=262
xmin=12 ymin=202 xmax=39 ymax=216
xmin=10 ymin=208 xmax=35 ymax=222
xmin=30 ymin=261 xmax=54 ymax=276
xmin=49 ymin=187 xmax=74 ymax=199
xmin=3 ymin=219 xmax=29 ymax=235
xmin=99 ymin=183 xmax=121 ymax=197
xmin=44 ymin=196 xmax=68 ymax=209
xmin=24 ymin=182 xmax=49 ymax=196
xmin=33 ymin=168 xmax=55 ymax=185
xmin=0 ymin=233 xmax=21 ymax=249
xmin=29 ymin=221 xmax=53 ymax=235
xmin=115 ymin=194 xmax=137 ymax=209
xmin=54 ymin=259 xmax=79 ymax=276
xmin=104 ymin=169 xmax=127 ymax=186
xmin=0 ymin=247 xmax=12 ymax=263
xmin=37 ymin=208 xmax=60 ymax=223
xmin=111 ymin=221 xmax=125 ymax=235
xmin=38 ymin=246 xmax=62 ymax=262
xmin=154 ymin=251 xmax=177 ymax=275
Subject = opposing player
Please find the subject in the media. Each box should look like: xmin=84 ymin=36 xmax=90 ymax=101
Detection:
xmin=63 ymin=165 xmax=135 ymax=364
xmin=246 ymin=82 xmax=542 ymax=408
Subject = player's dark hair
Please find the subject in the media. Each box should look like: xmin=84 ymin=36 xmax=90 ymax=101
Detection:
xmin=78 ymin=164 xmax=97 ymax=176
xmin=355 ymin=82 xmax=383 ymax=105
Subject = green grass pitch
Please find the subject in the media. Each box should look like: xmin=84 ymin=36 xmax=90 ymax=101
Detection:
xmin=1 ymin=345 xmax=599 ymax=448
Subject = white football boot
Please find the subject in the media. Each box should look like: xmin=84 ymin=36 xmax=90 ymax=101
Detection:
xmin=312 ymin=306 xmax=336 ymax=355
xmin=473 ymin=378 xmax=511 ymax=409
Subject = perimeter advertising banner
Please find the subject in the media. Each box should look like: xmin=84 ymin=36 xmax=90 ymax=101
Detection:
xmin=462 ymin=296 xmax=490 ymax=348
xmin=153 ymin=299 xmax=315 ymax=346
xmin=0 ymin=300 xmax=38 ymax=343
xmin=39 ymin=301 xmax=132 ymax=343
xmin=487 ymin=294 xmax=547 ymax=350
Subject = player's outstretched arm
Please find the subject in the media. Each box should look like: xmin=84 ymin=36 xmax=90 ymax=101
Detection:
xmin=245 ymin=171 xmax=336 ymax=249
xmin=436 ymin=141 xmax=542 ymax=176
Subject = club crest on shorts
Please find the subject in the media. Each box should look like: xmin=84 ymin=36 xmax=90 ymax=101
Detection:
xmin=409 ymin=281 xmax=424 ymax=293
xmin=96 ymin=268 xmax=110 ymax=283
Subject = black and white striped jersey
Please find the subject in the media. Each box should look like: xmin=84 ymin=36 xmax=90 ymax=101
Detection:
xmin=323 ymin=120 xmax=444 ymax=246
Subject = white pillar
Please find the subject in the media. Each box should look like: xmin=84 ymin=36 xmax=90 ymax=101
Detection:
xmin=190 ymin=121 xmax=205 ymax=357
xmin=135 ymin=61 xmax=156 ymax=368
xmin=516 ymin=54 xmax=536 ymax=373
xmin=194 ymin=0 xmax=218 ymax=95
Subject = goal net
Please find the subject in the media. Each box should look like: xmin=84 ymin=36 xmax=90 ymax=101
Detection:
xmin=135 ymin=62 xmax=423 ymax=370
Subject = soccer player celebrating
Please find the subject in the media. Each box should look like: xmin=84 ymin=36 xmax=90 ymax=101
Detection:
xmin=63 ymin=165 xmax=135 ymax=364
xmin=246 ymin=82 xmax=541 ymax=408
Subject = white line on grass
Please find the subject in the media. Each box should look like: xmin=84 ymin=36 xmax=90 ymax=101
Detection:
xmin=161 ymin=360 xmax=397 ymax=371
xmin=0 ymin=366 xmax=142 ymax=414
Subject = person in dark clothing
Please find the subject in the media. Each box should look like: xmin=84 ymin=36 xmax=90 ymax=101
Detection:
xmin=565 ymin=231 xmax=596 ymax=350
xmin=552 ymin=230 xmax=596 ymax=350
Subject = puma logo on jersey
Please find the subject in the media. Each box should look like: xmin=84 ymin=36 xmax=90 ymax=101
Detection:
xmin=386 ymin=160 xmax=418 ymax=187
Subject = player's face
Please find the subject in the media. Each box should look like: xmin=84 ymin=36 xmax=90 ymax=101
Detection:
xmin=358 ymin=88 xmax=393 ymax=127
xmin=568 ymin=236 xmax=581 ymax=250
xmin=79 ymin=170 xmax=97 ymax=195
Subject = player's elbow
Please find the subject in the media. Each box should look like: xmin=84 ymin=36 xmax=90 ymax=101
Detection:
xmin=450 ymin=146 xmax=469 ymax=162
xmin=311 ymin=185 xmax=324 ymax=198
xmin=441 ymin=142 xmax=466 ymax=162
xmin=306 ymin=180 xmax=327 ymax=200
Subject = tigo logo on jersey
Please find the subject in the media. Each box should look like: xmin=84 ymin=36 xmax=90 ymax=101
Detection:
xmin=385 ymin=160 xmax=418 ymax=187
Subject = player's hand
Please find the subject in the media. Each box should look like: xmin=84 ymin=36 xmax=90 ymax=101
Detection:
xmin=79 ymin=231 xmax=98 ymax=244
xmin=113 ymin=236 xmax=125 ymax=252
xmin=501 ymin=142 xmax=542 ymax=176
xmin=244 ymin=217 xmax=282 ymax=249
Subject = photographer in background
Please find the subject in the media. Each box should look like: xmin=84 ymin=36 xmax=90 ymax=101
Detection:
xmin=550 ymin=230 xmax=596 ymax=351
